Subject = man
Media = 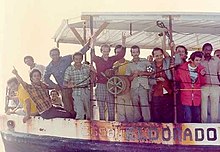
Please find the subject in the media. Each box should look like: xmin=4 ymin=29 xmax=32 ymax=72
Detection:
xmin=50 ymin=90 xmax=63 ymax=107
xmin=12 ymin=68 xmax=73 ymax=120
xmin=126 ymin=45 xmax=152 ymax=122
xmin=174 ymin=45 xmax=188 ymax=123
xmin=214 ymin=49 xmax=220 ymax=59
xmin=201 ymin=43 xmax=220 ymax=123
xmin=176 ymin=51 xmax=206 ymax=123
xmin=63 ymin=52 xmax=94 ymax=120
xmin=7 ymin=77 xmax=39 ymax=123
xmin=91 ymin=39 xmax=125 ymax=121
xmin=113 ymin=45 xmax=135 ymax=122
xmin=24 ymin=56 xmax=45 ymax=78
xmin=150 ymin=47 xmax=174 ymax=123
xmin=175 ymin=45 xmax=188 ymax=63
xmin=44 ymin=43 xmax=89 ymax=116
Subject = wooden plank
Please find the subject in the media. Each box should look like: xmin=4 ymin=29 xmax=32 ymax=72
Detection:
xmin=69 ymin=25 xmax=84 ymax=46
xmin=93 ymin=22 xmax=109 ymax=38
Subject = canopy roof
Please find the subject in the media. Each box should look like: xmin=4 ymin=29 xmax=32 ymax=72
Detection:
xmin=53 ymin=12 xmax=220 ymax=50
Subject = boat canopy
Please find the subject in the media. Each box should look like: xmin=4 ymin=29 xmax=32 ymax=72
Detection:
xmin=53 ymin=12 xmax=220 ymax=50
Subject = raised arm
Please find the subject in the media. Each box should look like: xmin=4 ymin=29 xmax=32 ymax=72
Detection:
xmin=44 ymin=66 xmax=60 ymax=90
xmin=12 ymin=67 xmax=27 ymax=88
xmin=23 ymin=98 xmax=32 ymax=123
xmin=79 ymin=39 xmax=91 ymax=54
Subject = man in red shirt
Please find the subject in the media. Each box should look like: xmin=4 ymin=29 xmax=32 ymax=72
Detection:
xmin=176 ymin=51 xmax=206 ymax=123
xmin=91 ymin=40 xmax=125 ymax=121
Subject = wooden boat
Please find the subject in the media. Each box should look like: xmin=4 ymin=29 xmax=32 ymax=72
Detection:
xmin=1 ymin=12 xmax=220 ymax=152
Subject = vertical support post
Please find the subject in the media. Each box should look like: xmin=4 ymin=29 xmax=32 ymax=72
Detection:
xmin=90 ymin=16 xmax=94 ymax=120
xmin=169 ymin=15 xmax=177 ymax=123
xmin=162 ymin=31 xmax=166 ymax=51
xmin=83 ymin=21 xmax=87 ymax=62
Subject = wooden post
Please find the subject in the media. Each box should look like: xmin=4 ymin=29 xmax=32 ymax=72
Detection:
xmin=162 ymin=31 xmax=166 ymax=51
xmin=90 ymin=16 xmax=94 ymax=120
xmin=168 ymin=15 xmax=177 ymax=123
xmin=83 ymin=21 xmax=87 ymax=62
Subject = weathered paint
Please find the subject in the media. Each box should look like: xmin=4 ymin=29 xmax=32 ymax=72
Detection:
xmin=0 ymin=115 xmax=219 ymax=146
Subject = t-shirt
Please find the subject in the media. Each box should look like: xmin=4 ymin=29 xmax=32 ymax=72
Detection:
xmin=114 ymin=60 xmax=129 ymax=75
xmin=17 ymin=84 xmax=38 ymax=115
xmin=188 ymin=64 xmax=198 ymax=84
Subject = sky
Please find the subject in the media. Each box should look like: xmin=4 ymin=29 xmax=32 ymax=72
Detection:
xmin=1 ymin=0 xmax=220 ymax=113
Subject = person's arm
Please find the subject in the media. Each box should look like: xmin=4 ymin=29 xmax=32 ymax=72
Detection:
xmin=163 ymin=50 xmax=170 ymax=58
xmin=12 ymin=67 xmax=27 ymax=88
xmin=217 ymin=60 xmax=220 ymax=82
xmin=111 ymin=47 xmax=126 ymax=62
xmin=63 ymin=66 xmax=74 ymax=88
xmin=44 ymin=66 xmax=60 ymax=90
xmin=125 ymin=65 xmax=137 ymax=81
xmin=79 ymin=40 xmax=91 ymax=54
xmin=23 ymin=98 xmax=31 ymax=123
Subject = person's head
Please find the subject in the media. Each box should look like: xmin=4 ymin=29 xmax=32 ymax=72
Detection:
xmin=24 ymin=56 xmax=35 ymax=67
xmin=175 ymin=45 xmax=188 ymax=60
xmin=152 ymin=47 xmax=164 ymax=63
xmin=189 ymin=51 xmax=203 ymax=67
xmin=130 ymin=45 xmax=140 ymax=59
xmin=114 ymin=45 xmax=123 ymax=55
xmin=7 ymin=77 xmax=19 ymax=92
xmin=50 ymin=90 xmax=59 ymax=101
xmin=100 ymin=44 xmax=111 ymax=57
xmin=73 ymin=52 xmax=83 ymax=64
xmin=50 ymin=48 xmax=60 ymax=62
xmin=202 ymin=43 xmax=213 ymax=59
xmin=214 ymin=49 xmax=220 ymax=59
xmin=29 ymin=69 xmax=42 ymax=83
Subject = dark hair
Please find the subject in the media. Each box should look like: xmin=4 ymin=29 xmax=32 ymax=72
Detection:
xmin=175 ymin=45 xmax=188 ymax=55
xmin=7 ymin=77 xmax=18 ymax=86
xmin=189 ymin=51 xmax=203 ymax=61
xmin=202 ymin=43 xmax=213 ymax=51
xmin=50 ymin=89 xmax=59 ymax=96
xmin=24 ymin=56 xmax=34 ymax=63
xmin=73 ymin=52 xmax=83 ymax=59
xmin=152 ymin=47 xmax=164 ymax=56
xmin=130 ymin=45 xmax=140 ymax=53
xmin=50 ymin=48 xmax=60 ymax=55
xmin=114 ymin=45 xmax=122 ymax=54
xmin=100 ymin=44 xmax=110 ymax=52
xmin=29 ymin=69 xmax=42 ymax=82
xmin=214 ymin=49 xmax=220 ymax=55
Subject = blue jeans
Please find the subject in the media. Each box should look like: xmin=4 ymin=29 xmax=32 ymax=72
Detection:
xmin=182 ymin=105 xmax=200 ymax=123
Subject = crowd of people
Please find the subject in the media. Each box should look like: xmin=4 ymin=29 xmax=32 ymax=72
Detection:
xmin=5 ymin=36 xmax=220 ymax=124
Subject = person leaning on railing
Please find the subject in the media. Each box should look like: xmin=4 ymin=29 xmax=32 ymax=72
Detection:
xmin=12 ymin=67 xmax=74 ymax=121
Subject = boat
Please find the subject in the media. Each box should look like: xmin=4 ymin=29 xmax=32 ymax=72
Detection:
xmin=1 ymin=12 xmax=220 ymax=152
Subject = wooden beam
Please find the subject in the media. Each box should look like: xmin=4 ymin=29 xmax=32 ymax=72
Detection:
xmin=69 ymin=25 xmax=84 ymax=46
xmin=93 ymin=22 xmax=109 ymax=38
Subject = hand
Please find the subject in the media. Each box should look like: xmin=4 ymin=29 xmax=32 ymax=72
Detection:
xmin=200 ymin=69 xmax=206 ymax=76
xmin=147 ymin=55 xmax=153 ymax=63
xmin=12 ymin=66 xmax=18 ymax=75
xmin=90 ymin=35 xmax=96 ymax=49
xmin=67 ymin=82 xmax=75 ymax=88
xmin=23 ymin=115 xmax=31 ymax=123
xmin=90 ymin=65 xmax=96 ymax=73
xmin=170 ymin=41 xmax=175 ymax=49
xmin=122 ymin=32 xmax=126 ymax=47
xmin=157 ymin=77 xmax=165 ymax=82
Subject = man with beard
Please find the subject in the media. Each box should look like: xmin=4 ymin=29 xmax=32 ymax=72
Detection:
xmin=201 ymin=43 xmax=220 ymax=123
